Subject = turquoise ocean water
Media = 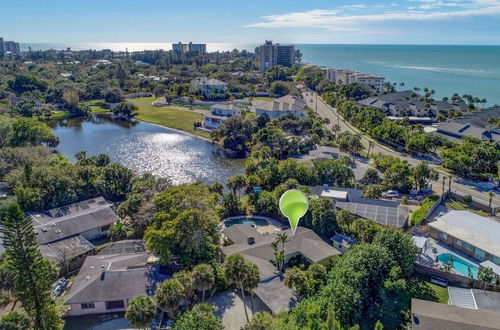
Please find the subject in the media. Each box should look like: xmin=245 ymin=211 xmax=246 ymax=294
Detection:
xmin=20 ymin=43 xmax=500 ymax=105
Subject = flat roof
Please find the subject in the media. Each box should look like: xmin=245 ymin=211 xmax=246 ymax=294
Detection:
xmin=253 ymin=277 xmax=296 ymax=314
xmin=321 ymin=190 xmax=348 ymax=199
xmin=411 ymin=298 xmax=500 ymax=329
xmin=429 ymin=211 xmax=500 ymax=258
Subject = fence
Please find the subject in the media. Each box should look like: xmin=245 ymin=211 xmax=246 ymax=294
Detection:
xmin=424 ymin=195 xmax=443 ymax=222
xmin=414 ymin=263 xmax=500 ymax=292
xmin=448 ymin=191 xmax=496 ymax=215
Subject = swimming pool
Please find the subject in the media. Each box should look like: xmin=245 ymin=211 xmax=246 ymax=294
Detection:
xmin=438 ymin=253 xmax=478 ymax=278
xmin=224 ymin=217 xmax=269 ymax=228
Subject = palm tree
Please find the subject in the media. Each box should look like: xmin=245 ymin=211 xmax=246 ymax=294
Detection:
xmin=367 ymin=140 xmax=375 ymax=159
xmin=481 ymin=98 xmax=487 ymax=109
xmin=488 ymin=191 xmax=495 ymax=215
xmin=226 ymin=174 xmax=247 ymax=198
xmin=125 ymin=295 xmax=157 ymax=330
xmin=187 ymin=94 xmax=195 ymax=109
xmin=243 ymin=262 xmax=260 ymax=313
xmin=173 ymin=270 xmax=195 ymax=307
xmin=448 ymin=176 xmax=452 ymax=197
xmin=192 ymin=264 xmax=215 ymax=303
xmin=155 ymin=279 xmax=183 ymax=318
xmin=442 ymin=176 xmax=446 ymax=198
xmin=223 ymin=254 xmax=250 ymax=322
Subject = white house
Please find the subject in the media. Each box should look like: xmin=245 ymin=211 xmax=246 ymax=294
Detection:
xmin=190 ymin=77 xmax=228 ymax=99
xmin=253 ymin=95 xmax=307 ymax=118
xmin=204 ymin=103 xmax=242 ymax=130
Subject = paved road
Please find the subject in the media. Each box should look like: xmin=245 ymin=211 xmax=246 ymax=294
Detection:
xmin=303 ymin=90 xmax=500 ymax=208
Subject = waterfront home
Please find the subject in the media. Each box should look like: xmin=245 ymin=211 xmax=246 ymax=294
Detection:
xmin=190 ymin=77 xmax=228 ymax=99
xmin=433 ymin=122 xmax=500 ymax=143
xmin=64 ymin=240 xmax=162 ymax=316
xmin=428 ymin=211 xmax=500 ymax=267
xmin=311 ymin=186 xmax=409 ymax=228
xmin=221 ymin=224 xmax=341 ymax=314
xmin=411 ymin=298 xmax=500 ymax=329
xmin=253 ymin=95 xmax=307 ymax=118
xmin=204 ymin=104 xmax=242 ymax=129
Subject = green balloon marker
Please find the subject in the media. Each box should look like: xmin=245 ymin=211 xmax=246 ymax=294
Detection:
xmin=279 ymin=189 xmax=308 ymax=235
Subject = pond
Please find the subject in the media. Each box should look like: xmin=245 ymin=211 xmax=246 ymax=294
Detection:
xmin=48 ymin=115 xmax=244 ymax=185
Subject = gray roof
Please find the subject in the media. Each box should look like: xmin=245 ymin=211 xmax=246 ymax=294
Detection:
xmin=64 ymin=246 xmax=159 ymax=305
xmin=436 ymin=122 xmax=500 ymax=142
xmin=191 ymin=77 xmax=227 ymax=86
xmin=429 ymin=211 xmax=500 ymax=258
xmin=30 ymin=198 xmax=120 ymax=245
xmin=253 ymin=277 xmax=296 ymax=314
xmin=254 ymin=95 xmax=307 ymax=113
xmin=472 ymin=289 xmax=500 ymax=314
xmin=39 ymin=235 xmax=95 ymax=264
xmin=221 ymin=225 xmax=341 ymax=280
xmin=448 ymin=107 xmax=500 ymax=128
xmin=411 ymin=298 xmax=500 ymax=329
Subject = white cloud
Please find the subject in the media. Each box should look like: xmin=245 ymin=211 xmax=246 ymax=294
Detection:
xmin=245 ymin=0 xmax=500 ymax=30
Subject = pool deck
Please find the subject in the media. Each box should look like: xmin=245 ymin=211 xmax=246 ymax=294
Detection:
xmin=419 ymin=237 xmax=481 ymax=277
xmin=222 ymin=215 xmax=286 ymax=235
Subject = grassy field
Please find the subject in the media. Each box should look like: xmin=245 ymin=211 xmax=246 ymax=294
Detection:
xmin=428 ymin=282 xmax=449 ymax=304
xmin=51 ymin=100 xmax=108 ymax=119
xmin=445 ymin=199 xmax=489 ymax=217
xmin=131 ymin=97 xmax=210 ymax=139
xmin=246 ymin=96 xmax=275 ymax=102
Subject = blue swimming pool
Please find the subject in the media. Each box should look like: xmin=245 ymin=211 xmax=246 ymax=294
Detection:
xmin=224 ymin=217 xmax=269 ymax=227
xmin=438 ymin=253 xmax=478 ymax=278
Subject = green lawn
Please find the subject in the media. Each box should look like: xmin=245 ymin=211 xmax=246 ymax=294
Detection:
xmin=246 ymin=96 xmax=276 ymax=102
xmin=50 ymin=100 xmax=108 ymax=119
xmin=131 ymin=97 xmax=210 ymax=138
xmin=445 ymin=200 xmax=489 ymax=217
xmin=428 ymin=283 xmax=449 ymax=304
xmin=411 ymin=195 xmax=439 ymax=225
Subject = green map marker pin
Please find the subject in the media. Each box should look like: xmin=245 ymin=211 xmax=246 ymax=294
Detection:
xmin=279 ymin=189 xmax=308 ymax=235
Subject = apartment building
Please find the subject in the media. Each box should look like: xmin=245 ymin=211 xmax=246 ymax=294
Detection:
xmin=172 ymin=42 xmax=206 ymax=55
xmin=258 ymin=40 xmax=295 ymax=73
xmin=324 ymin=68 xmax=385 ymax=92
xmin=0 ymin=37 xmax=20 ymax=54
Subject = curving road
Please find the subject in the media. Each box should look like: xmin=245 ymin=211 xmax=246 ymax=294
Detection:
xmin=303 ymin=89 xmax=500 ymax=208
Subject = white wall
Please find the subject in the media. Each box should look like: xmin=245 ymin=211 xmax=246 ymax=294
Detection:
xmin=66 ymin=300 xmax=128 ymax=316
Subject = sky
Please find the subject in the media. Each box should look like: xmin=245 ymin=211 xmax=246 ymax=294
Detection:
xmin=1 ymin=0 xmax=500 ymax=45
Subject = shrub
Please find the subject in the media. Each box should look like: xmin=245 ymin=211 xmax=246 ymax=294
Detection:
xmin=463 ymin=194 xmax=472 ymax=203
xmin=411 ymin=195 xmax=439 ymax=225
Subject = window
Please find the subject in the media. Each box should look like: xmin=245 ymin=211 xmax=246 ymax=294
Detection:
xmin=106 ymin=300 xmax=125 ymax=310
xmin=439 ymin=232 xmax=448 ymax=241
xmin=81 ymin=302 xmax=95 ymax=309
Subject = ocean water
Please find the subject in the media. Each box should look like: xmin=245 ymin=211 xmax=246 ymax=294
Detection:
xmin=299 ymin=44 xmax=500 ymax=105
xmin=20 ymin=43 xmax=500 ymax=105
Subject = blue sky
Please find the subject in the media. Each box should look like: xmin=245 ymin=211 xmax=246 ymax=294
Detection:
xmin=2 ymin=0 xmax=500 ymax=45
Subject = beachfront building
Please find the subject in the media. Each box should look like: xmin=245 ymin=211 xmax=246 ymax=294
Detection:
xmin=190 ymin=77 xmax=228 ymax=99
xmin=172 ymin=42 xmax=207 ymax=55
xmin=258 ymin=40 xmax=296 ymax=73
xmin=1 ymin=38 xmax=20 ymax=54
xmin=253 ymin=95 xmax=307 ymax=118
xmin=204 ymin=104 xmax=242 ymax=130
xmin=221 ymin=224 xmax=341 ymax=313
xmin=64 ymin=240 xmax=162 ymax=316
xmin=324 ymin=68 xmax=385 ymax=93
xmin=358 ymin=91 xmax=468 ymax=118
xmin=428 ymin=211 xmax=500 ymax=267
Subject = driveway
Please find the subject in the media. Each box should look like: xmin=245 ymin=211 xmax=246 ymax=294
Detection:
xmin=209 ymin=290 xmax=267 ymax=330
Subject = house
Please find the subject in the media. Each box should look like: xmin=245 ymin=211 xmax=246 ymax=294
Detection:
xmin=330 ymin=233 xmax=357 ymax=254
xmin=204 ymin=104 xmax=242 ymax=130
xmin=221 ymin=225 xmax=341 ymax=314
xmin=64 ymin=240 xmax=163 ymax=316
xmin=312 ymin=186 xmax=409 ymax=228
xmin=428 ymin=211 xmax=500 ymax=266
xmin=253 ymin=95 xmax=307 ymax=118
xmin=190 ymin=77 xmax=228 ymax=99
xmin=26 ymin=197 xmax=120 ymax=273
xmin=448 ymin=287 xmax=500 ymax=313
xmin=411 ymin=298 xmax=500 ymax=329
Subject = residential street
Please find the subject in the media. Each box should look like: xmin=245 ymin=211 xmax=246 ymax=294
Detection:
xmin=303 ymin=90 xmax=500 ymax=208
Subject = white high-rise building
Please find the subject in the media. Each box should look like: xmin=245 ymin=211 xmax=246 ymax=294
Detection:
xmin=324 ymin=68 xmax=385 ymax=92
xmin=172 ymin=42 xmax=206 ymax=55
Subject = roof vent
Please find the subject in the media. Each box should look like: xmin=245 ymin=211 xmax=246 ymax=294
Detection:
xmin=55 ymin=230 xmax=61 ymax=234
xmin=41 ymin=227 xmax=47 ymax=232
xmin=247 ymin=237 xmax=255 ymax=245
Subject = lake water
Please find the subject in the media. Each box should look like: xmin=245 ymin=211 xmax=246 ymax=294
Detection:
xmin=48 ymin=115 xmax=244 ymax=185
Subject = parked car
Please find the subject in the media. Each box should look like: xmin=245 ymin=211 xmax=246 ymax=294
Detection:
xmin=382 ymin=190 xmax=400 ymax=198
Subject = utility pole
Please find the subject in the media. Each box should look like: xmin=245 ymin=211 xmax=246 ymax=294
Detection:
xmin=315 ymin=91 xmax=318 ymax=114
